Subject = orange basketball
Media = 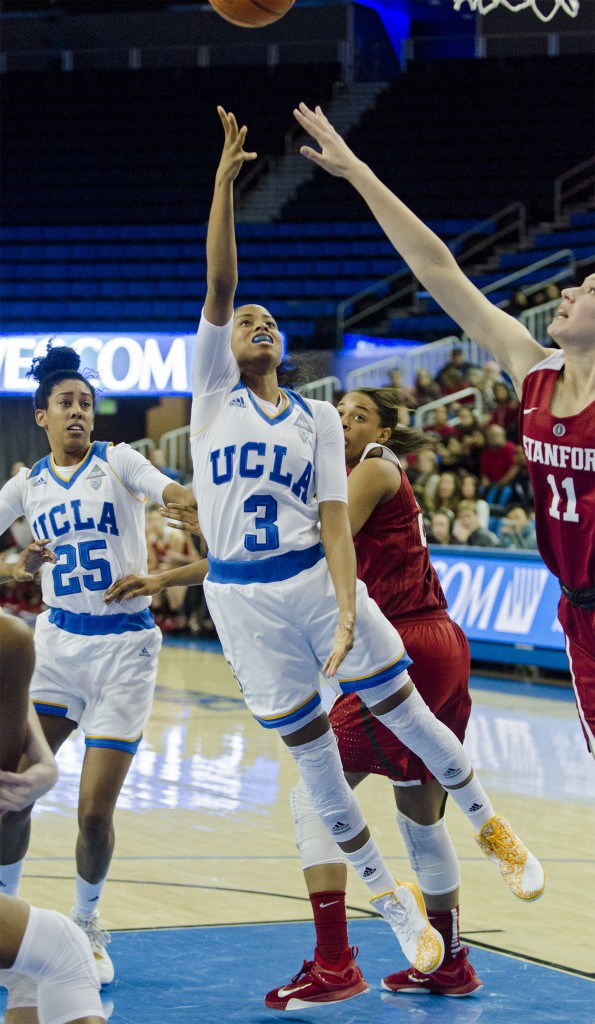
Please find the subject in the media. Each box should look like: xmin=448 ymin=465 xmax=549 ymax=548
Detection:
xmin=208 ymin=0 xmax=296 ymax=28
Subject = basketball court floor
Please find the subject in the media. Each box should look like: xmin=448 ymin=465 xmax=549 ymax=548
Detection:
xmin=1 ymin=636 xmax=593 ymax=1023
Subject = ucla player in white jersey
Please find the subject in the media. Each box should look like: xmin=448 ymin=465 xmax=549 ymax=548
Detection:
xmin=178 ymin=107 xmax=546 ymax=991
xmin=0 ymin=344 xmax=195 ymax=987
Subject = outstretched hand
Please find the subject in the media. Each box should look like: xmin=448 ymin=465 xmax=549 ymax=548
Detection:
xmin=293 ymin=102 xmax=362 ymax=179
xmin=216 ymin=106 xmax=258 ymax=185
xmin=13 ymin=539 xmax=56 ymax=582
xmin=322 ymin=612 xmax=355 ymax=678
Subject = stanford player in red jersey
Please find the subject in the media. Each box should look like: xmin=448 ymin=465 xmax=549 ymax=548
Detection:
xmin=294 ymin=101 xmax=594 ymax=762
xmin=265 ymin=388 xmax=483 ymax=1007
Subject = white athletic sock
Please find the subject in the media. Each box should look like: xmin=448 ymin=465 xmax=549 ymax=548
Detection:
xmin=73 ymin=872 xmax=106 ymax=919
xmin=0 ymin=858 xmax=25 ymax=896
xmin=345 ymin=835 xmax=397 ymax=897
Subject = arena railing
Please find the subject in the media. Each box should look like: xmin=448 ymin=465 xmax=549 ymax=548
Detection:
xmin=336 ymin=202 xmax=527 ymax=346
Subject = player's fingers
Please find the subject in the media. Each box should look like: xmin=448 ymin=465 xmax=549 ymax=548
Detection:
xmin=299 ymin=146 xmax=325 ymax=167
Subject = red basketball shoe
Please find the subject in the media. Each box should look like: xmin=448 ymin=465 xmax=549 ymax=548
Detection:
xmin=382 ymin=946 xmax=482 ymax=997
xmin=264 ymin=945 xmax=370 ymax=1011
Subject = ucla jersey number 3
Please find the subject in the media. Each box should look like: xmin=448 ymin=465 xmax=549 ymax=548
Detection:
xmin=244 ymin=494 xmax=279 ymax=552
xmin=53 ymin=539 xmax=113 ymax=596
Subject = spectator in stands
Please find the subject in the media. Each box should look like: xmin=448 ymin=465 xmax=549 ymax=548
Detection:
xmin=0 ymin=462 xmax=42 ymax=623
xmin=452 ymin=405 xmax=478 ymax=441
xmin=388 ymin=367 xmax=416 ymax=407
xmin=409 ymin=448 xmax=440 ymax=509
xmin=505 ymin=289 xmax=530 ymax=318
xmin=436 ymin=434 xmax=464 ymax=474
xmin=509 ymin=444 xmax=534 ymax=508
xmin=499 ymin=505 xmax=538 ymax=550
xmin=427 ymin=510 xmax=454 ymax=546
xmin=145 ymin=505 xmax=199 ymax=632
xmin=434 ymin=348 xmax=474 ymax=392
xmin=459 ymin=474 xmax=490 ymax=530
xmin=148 ymin=447 xmax=185 ymax=484
xmin=412 ymin=368 xmax=441 ymax=407
xmin=456 ymin=424 xmax=486 ymax=477
xmin=428 ymin=471 xmax=461 ymax=518
xmin=423 ymin=404 xmax=456 ymax=441
xmin=452 ymin=501 xmax=499 ymax=548
xmin=488 ymin=381 xmax=519 ymax=441
xmin=480 ymin=425 xmax=518 ymax=489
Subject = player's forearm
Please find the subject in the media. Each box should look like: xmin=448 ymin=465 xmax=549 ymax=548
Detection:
xmin=155 ymin=558 xmax=209 ymax=589
xmin=206 ymin=176 xmax=238 ymax=296
xmin=320 ymin=515 xmax=357 ymax=618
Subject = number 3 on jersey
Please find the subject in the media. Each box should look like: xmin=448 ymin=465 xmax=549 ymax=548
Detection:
xmin=244 ymin=494 xmax=280 ymax=552
xmin=547 ymin=474 xmax=580 ymax=522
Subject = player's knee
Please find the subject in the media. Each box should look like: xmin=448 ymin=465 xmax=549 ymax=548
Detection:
xmin=77 ymin=805 xmax=114 ymax=845
xmin=396 ymin=811 xmax=460 ymax=896
xmin=287 ymin=732 xmax=365 ymax=844
xmin=290 ymin=778 xmax=345 ymax=869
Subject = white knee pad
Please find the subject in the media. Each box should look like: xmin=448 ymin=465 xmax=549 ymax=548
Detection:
xmin=397 ymin=811 xmax=460 ymax=896
xmin=287 ymin=730 xmax=366 ymax=845
xmin=291 ymin=777 xmax=346 ymax=871
xmin=374 ymin=688 xmax=472 ymax=788
xmin=11 ymin=905 xmax=104 ymax=1024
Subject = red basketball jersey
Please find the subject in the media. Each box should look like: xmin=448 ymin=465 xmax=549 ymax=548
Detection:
xmin=521 ymin=351 xmax=595 ymax=591
xmin=350 ymin=453 xmax=447 ymax=621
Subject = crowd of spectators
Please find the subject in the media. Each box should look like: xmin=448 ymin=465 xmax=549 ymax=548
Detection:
xmin=0 ymin=337 xmax=542 ymax=629
xmin=387 ymin=345 xmax=538 ymax=550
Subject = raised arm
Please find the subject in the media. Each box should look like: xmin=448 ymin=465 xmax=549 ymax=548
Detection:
xmin=203 ymin=107 xmax=257 ymax=327
xmin=293 ymin=103 xmax=547 ymax=397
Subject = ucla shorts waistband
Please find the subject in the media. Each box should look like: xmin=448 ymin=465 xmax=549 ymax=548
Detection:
xmin=48 ymin=607 xmax=155 ymax=635
xmin=207 ymin=542 xmax=324 ymax=585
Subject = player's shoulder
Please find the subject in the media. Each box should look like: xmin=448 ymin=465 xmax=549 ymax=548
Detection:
xmin=524 ymin=347 xmax=564 ymax=377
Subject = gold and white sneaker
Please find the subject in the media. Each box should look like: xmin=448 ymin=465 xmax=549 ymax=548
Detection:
xmin=371 ymin=882 xmax=445 ymax=974
xmin=474 ymin=814 xmax=546 ymax=901
xmin=70 ymin=908 xmax=115 ymax=985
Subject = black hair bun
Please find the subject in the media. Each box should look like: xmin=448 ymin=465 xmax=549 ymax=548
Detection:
xmin=27 ymin=342 xmax=81 ymax=383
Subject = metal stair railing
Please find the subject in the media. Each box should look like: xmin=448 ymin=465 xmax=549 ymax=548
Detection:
xmin=553 ymin=156 xmax=595 ymax=221
xmin=413 ymin=388 xmax=483 ymax=428
xmin=345 ymin=336 xmax=491 ymax=392
xmin=336 ymin=202 xmax=527 ymax=345
xmin=297 ymin=376 xmax=342 ymax=402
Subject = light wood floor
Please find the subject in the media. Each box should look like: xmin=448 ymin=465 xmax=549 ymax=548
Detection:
xmin=17 ymin=641 xmax=595 ymax=977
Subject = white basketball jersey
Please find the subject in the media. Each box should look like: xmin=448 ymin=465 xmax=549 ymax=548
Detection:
xmin=190 ymin=314 xmax=348 ymax=562
xmin=0 ymin=442 xmax=173 ymax=616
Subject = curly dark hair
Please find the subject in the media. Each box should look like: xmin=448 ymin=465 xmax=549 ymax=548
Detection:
xmin=346 ymin=387 xmax=432 ymax=457
xmin=27 ymin=341 xmax=99 ymax=411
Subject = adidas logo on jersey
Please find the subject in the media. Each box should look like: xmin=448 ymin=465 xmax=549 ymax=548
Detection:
xmin=32 ymin=475 xmax=46 ymax=487
xmin=138 ymin=647 xmax=151 ymax=657
xmin=229 ymin=396 xmax=246 ymax=408
xmin=362 ymin=866 xmax=377 ymax=879
xmin=331 ymin=821 xmax=351 ymax=836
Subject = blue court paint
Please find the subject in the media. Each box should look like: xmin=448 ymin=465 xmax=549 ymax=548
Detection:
xmin=2 ymin=918 xmax=591 ymax=1023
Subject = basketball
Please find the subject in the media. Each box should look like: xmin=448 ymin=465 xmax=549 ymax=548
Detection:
xmin=208 ymin=0 xmax=296 ymax=28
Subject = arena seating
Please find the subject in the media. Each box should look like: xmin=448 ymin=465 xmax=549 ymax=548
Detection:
xmin=1 ymin=57 xmax=592 ymax=346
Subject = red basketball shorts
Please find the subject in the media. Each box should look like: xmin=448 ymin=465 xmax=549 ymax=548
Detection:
xmin=329 ymin=611 xmax=471 ymax=785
